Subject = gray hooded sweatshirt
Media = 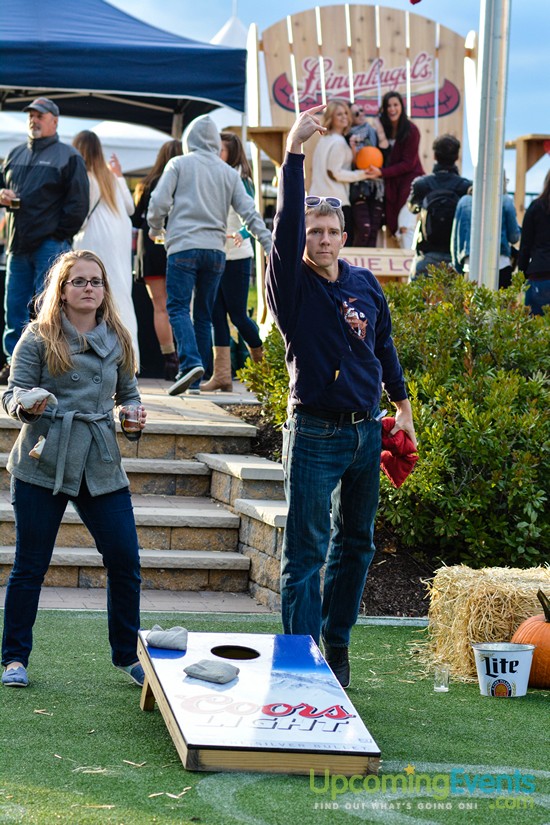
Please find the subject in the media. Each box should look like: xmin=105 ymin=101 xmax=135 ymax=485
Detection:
xmin=147 ymin=116 xmax=272 ymax=257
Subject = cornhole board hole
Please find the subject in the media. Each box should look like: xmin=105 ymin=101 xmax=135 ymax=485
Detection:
xmin=137 ymin=630 xmax=380 ymax=775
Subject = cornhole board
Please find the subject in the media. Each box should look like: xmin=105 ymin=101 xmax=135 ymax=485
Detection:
xmin=137 ymin=630 xmax=380 ymax=775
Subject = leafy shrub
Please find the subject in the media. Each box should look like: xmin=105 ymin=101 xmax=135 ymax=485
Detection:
xmin=238 ymin=325 xmax=288 ymax=427
xmin=240 ymin=269 xmax=550 ymax=567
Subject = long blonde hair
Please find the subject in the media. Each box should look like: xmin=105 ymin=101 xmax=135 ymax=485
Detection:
xmin=73 ymin=131 xmax=118 ymax=214
xmin=33 ymin=250 xmax=136 ymax=376
xmin=322 ymin=100 xmax=352 ymax=135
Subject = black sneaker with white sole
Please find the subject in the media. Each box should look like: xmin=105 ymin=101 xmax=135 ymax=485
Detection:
xmin=167 ymin=366 xmax=204 ymax=396
xmin=323 ymin=642 xmax=351 ymax=688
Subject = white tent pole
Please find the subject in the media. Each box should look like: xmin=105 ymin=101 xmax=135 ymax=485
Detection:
xmin=468 ymin=0 xmax=512 ymax=289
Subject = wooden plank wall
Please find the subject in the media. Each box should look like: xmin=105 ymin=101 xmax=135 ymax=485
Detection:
xmin=261 ymin=3 xmax=466 ymax=180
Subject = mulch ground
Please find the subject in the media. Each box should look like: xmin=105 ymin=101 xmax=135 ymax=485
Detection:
xmin=224 ymin=403 xmax=433 ymax=617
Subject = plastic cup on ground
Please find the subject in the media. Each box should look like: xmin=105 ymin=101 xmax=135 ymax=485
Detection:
xmin=434 ymin=664 xmax=450 ymax=692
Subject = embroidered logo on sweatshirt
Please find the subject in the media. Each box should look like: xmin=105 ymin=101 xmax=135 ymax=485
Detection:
xmin=341 ymin=298 xmax=368 ymax=339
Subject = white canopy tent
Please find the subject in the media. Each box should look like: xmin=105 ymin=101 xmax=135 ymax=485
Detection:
xmin=0 ymin=113 xmax=168 ymax=174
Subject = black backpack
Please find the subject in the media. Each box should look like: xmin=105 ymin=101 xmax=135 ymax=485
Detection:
xmin=420 ymin=188 xmax=461 ymax=249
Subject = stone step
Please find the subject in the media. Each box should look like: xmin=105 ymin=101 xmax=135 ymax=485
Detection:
xmin=233 ymin=498 xmax=289 ymax=611
xmin=0 ymin=492 xmax=240 ymax=552
xmin=0 ymin=546 xmax=250 ymax=592
xmin=197 ymin=453 xmax=285 ymax=506
xmin=0 ymin=453 xmax=212 ymax=496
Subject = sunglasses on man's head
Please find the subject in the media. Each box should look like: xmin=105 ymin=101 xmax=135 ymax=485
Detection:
xmin=305 ymin=196 xmax=342 ymax=209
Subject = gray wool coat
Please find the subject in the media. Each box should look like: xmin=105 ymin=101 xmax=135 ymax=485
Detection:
xmin=2 ymin=315 xmax=140 ymax=496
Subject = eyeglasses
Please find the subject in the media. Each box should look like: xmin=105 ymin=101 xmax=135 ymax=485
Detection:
xmin=64 ymin=278 xmax=105 ymax=288
xmin=352 ymin=108 xmax=364 ymax=116
xmin=305 ymin=196 xmax=342 ymax=209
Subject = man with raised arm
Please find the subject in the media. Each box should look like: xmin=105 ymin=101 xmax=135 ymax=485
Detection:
xmin=266 ymin=106 xmax=416 ymax=688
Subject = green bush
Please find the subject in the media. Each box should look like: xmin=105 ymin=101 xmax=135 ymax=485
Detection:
xmin=240 ymin=269 xmax=550 ymax=567
xmin=238 ymin=324 xmax=289 ymax=427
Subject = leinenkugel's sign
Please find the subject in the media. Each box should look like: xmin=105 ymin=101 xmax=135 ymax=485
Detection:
xmin=272 ymin=54 xmax=459 ymax=121
xmin=250 ymin=5 xmax=466 ymax=318
xmin=260 ymin=3 xmax=465 ymax=174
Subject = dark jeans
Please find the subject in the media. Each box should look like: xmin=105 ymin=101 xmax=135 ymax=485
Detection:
xmin=211 ymin=258 xmax=262 ymax=348
xmin=498 ymin=265 xmax=513 ymax=290
xmin=409 ymin=251 xmax=452 ymax=281
xmin=352 ymin=199 xmax=384 ymax=247
xmin=2 ymin=478 xmax=141 ymax=669
xmin=343 ymin=205 xmax=354 ymax=246
xmin=525 ymin=278 xmax=550 ymax=316
xmin=4 ymin=238 xmax=70 ymax=361
xmin=166 ymin=248 xmax=226 ymax=387
xmin=281 ymin=411 xmax=381 ymax=647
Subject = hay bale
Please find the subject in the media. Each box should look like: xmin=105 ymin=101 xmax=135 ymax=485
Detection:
xmin=424 ymin=564 xmax=550 ymax=679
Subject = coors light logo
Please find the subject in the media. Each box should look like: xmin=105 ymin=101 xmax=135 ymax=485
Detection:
xmin=272 ymin=53 xmax=460 ymax=118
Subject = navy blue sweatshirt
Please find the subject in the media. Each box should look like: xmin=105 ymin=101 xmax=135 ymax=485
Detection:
xmin=266 ymin=151 xmax=407 ymax=413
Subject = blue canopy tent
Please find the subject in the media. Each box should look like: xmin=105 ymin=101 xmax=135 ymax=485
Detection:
xmin=0 ymin=0 xmax=247 ymax=135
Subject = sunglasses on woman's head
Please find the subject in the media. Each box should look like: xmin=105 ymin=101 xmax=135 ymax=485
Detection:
xmin=305 ymin=196 xmax=342 ymax=209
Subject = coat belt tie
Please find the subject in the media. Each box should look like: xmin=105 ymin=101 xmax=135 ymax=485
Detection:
xmin=44 ymin=410 xmax=114 ymax=495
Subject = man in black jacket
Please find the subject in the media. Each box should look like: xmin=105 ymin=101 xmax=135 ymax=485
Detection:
xmin=0 ymin=98 xmax=89 ymax=381
xmin=407 ymin=134 xmax=472 ymax=280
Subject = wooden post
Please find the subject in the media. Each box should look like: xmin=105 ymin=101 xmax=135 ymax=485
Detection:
xmin=171 ymin=112 xmax=184 ymax=139
xmin=506 ymin=135 xmax=550 ymax=224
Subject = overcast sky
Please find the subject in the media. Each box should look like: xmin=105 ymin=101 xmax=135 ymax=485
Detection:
xmin=109 ymin=0 xmax=550 ymax=191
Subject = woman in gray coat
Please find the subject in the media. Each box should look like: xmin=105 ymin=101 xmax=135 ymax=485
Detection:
xmin=1 ymin=250 xmax=146 ymax=689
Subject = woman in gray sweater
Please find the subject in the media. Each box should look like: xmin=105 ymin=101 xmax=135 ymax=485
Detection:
xmin=1 ymin=250 xmax=146 ymax=689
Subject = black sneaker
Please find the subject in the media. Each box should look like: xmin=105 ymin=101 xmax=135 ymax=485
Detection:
xmin=323 ymin=642 xmax=351 ymax=688
xmin=0 ymin=363 xmax=10 ymax=384
xmin=167 ymin=366 xmax=204 ymax=396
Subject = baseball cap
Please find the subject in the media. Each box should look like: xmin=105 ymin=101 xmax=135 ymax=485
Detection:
xmin=24 ymin=97 xmax=60 ymax=117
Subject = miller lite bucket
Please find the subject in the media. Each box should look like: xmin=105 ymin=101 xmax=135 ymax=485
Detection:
xmin=471 ymin=642 xmax=535 ymax=698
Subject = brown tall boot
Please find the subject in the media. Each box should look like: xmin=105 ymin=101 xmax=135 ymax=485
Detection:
xmin=200 ymin=346 xmax=232 ymax=392
xmin=249 ymin=345 xmax=264 ymax=363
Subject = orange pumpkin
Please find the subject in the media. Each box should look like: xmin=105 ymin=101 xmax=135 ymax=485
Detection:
xmin=356 ymin=146 xmax=384 ymax=169
xmin=511 ymin=589 xmax=550 ymax=688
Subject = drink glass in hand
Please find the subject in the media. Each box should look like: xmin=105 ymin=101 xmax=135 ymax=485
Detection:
xmin=121 ymin=405 xmax=143 ymax=432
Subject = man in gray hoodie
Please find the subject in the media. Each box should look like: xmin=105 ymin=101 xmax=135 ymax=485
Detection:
xmin=147 ymin=116 xmax=272 ymax=394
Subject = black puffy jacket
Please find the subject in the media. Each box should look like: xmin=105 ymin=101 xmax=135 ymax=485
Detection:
xmin=1 ymin=134 xmax=89 ymax=255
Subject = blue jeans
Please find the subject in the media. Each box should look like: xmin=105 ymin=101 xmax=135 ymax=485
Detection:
xmin=166 ymin=248 xmax=225 ymax=387
xmin=1 ymin=478 xmax=141 ymax=669
xmin=409 ymin=251 xmax=452 ymax=281
xmin=211 ymin=258 xmax=262 ymax=348
xmin=525 ymin=278 xmax=550 ymax=316
xmin=3 ymin=238 xmax=71 ymax=360
xmin=281 ymin=410 xmax=382 ymax=647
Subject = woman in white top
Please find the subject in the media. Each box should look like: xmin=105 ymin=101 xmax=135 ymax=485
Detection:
xmin=309 ymin=100 xmax=369 ymax=245
xmin=72 ymin=131 xmax=139 ymax=369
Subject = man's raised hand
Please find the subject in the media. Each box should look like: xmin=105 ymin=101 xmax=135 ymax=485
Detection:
xmin=286 ymin=105 xmax=327 ymax=154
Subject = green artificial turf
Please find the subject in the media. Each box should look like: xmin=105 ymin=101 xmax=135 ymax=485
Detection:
xmin=0 ymin=611 xmax=548 ymax=825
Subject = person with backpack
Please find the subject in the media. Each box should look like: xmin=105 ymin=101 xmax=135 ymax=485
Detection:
xmin=407 ymin=134 xmax=472 ymax=280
